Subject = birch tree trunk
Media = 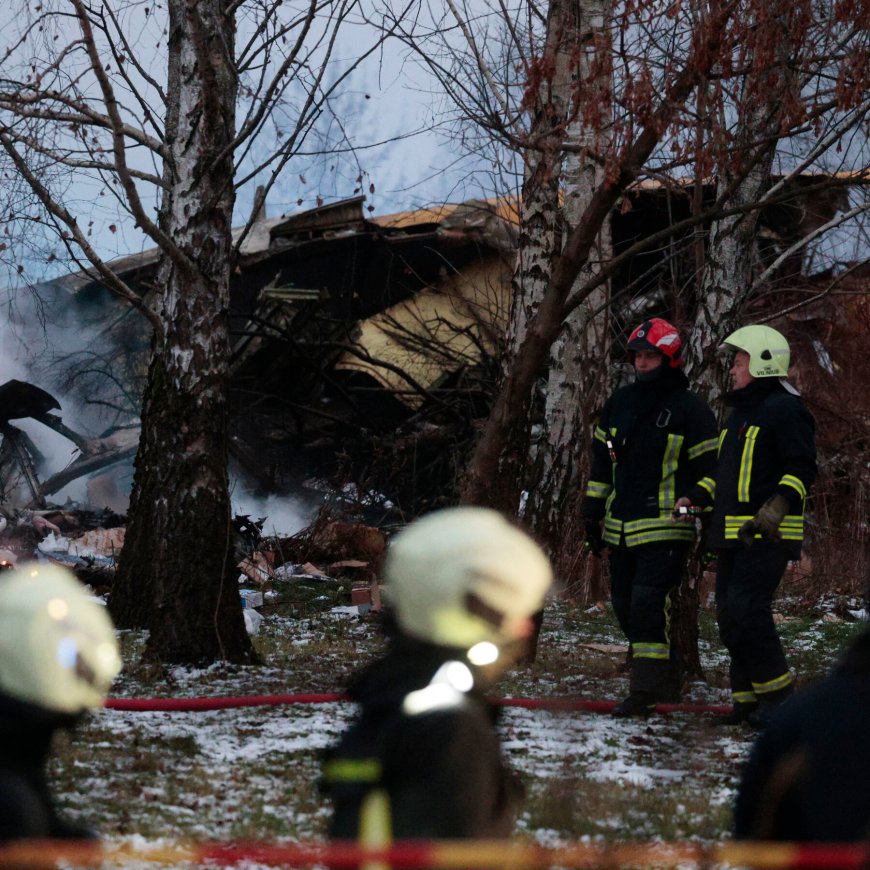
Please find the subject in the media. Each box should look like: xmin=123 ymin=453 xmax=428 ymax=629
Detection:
xmin=461 ymin=0 xmax=734 ymax=509
xmin=110 ymin=0 xmax=253 ymax=663
xmin=526 ymin=0 xmax=612 ymax=597
xmin=686 ymin=8 xmax=800 ymax=403
xmin=488 ymin=0 xmax=578 ymax=517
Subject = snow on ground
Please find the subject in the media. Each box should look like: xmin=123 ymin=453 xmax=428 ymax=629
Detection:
xmin=44 ymin=592 xmax=867 ymax=864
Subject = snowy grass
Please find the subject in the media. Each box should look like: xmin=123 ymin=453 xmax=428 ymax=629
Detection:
xmin=46 ymin=582 xmax=867 ymax=864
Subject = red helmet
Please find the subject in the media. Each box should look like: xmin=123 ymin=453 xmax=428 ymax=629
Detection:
xmin=627 ymin=318 xmax=683 ymax=368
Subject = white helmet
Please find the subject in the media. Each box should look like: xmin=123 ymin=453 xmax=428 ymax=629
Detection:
xmin=0 ymin=564 xmax=121 ymax=714
xmin=384 ymin=507 xmax=552 ymax=649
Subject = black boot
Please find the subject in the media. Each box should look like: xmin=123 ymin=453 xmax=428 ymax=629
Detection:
xmin=713 ymin=701 xmax=757 ymax=726
xmin=611 ymin=692 xmax=657 ymax=718
xmin=747 ymin=684 xmax=794 ymax=730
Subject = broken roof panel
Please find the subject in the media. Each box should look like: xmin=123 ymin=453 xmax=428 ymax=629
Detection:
xmin=335 ymin=256 xmax=512 ymax=409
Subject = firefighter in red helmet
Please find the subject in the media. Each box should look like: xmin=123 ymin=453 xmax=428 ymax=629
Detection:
xmin=582 ymin=318 xmax=717 ymax=716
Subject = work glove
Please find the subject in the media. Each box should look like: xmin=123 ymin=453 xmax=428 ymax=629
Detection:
xmin=583 ymin=521 xmax=604 ymax=557
xmin=737 ymin=493 xmax=790 ymax=547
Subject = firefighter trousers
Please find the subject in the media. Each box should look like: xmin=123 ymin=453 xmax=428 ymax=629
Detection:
xmin=609 ymin=542 xmax=688 ymax=697
xmin=715 ymin=542 xmax=793 ymax=701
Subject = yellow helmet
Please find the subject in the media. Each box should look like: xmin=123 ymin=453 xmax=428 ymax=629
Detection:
xmin=723 ymin=325 xmax=791 ymax=378
xmin=384 ymin=507 xmax=552 ymax=649
xmin=0 ymin=564 xmax=121 ymax=714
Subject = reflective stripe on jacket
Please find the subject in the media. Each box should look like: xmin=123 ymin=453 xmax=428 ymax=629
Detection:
xmin=582 ymin=369 xmax=718 ymax=548
xmin=688 ymin=379 xmax=816 ymax=551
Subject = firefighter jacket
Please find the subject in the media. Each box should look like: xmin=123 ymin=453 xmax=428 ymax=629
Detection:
xmin=0 ymin=694 xmax=94 ymax=841
xmin=320 ymin=637 xmax=521 ymax=843
xmin=734 ymin=630 xmax=870 ymax=841
xmin=582 ymin=367 xmax=718 ymax=548
xmin=687 ymin=379 xmax=816 ymax=554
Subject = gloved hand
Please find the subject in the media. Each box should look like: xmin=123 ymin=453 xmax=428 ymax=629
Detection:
xmin=738 ymin=493 xmax=790 ymax=546
xmin=583 ymin=521 xmax=604 ymax=557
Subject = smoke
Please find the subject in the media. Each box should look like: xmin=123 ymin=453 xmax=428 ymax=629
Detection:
xmin=230 ymin=486 xmax=319 ymax=538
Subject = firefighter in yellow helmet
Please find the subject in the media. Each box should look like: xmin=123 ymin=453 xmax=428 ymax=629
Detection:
xmin=320 ymin=507 xmax=552 ymax=842
xmin=0 ymin=564 xmax=121 ymax=841
xmin=676 ymin=325 xmax=816 ymax=728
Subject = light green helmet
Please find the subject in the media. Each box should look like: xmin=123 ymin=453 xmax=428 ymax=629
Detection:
xmin=384 ymin=507 xmax=552 ymax=649
xmin=0 ymin=564 xmax=121 ymax=714
xmin=723 ymin=325 xmax=790 ymax=378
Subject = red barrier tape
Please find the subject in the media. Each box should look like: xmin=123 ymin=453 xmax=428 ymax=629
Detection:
xmin=1 ymin=838 xmax=868 ymax=869
xmin=104 ymin=694 xmax=732 ymax=715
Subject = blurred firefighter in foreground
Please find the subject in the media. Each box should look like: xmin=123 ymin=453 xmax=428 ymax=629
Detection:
xmin=320 ymin=507 xmax=552 ymax=842
xmin=0 ymin=564 xmax=121 ymax=841
xmin=734 ymin=623 xmax=870 ymax=840
xmin=677 ymin=325 xmax=816 ymax=728
xmin=582 ymin=318 xmax=717 ymax=716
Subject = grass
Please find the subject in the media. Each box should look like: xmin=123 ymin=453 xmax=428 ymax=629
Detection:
xmin=43 ymin=579 xmax=867 ymax=862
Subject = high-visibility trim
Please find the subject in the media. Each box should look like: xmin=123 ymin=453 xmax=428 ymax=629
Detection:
xmin=323 ymin=757 xmax=383 ymax=784
xmin=624 ymin=515 xmax=683 ymax=532
xmin=625 ymin=527 xmax=695 ymax=547
xmin=732 ymin=690 xmax=757 ymax=704
xmin=687 ymin=437 xmax=718 ymax=460
xmin=603 ymin=515 xmax=623 ymax=546
xmin=780 ymin=474 xmax=807 ymax=500
xmin=737 ymin=425 xmax=760 ymax=502
xmin=594 ymin=426 xmax=608 ymax=444
xmin=585 ymin=480 xmax=612 ymax=499
xmin=724 ymin=515 xmax=805 ymax=541
xmin=632 ymin=642 xmax=670 ymax=660
xmin=658 ymin=434 xmax=684 ymax=510
xmin=752 ymin=672 xmax=794 ymax=695
xmin=717 ymin=430 xmax=727 ymax=455
xmin=697 ymin=477 xmax=716 ymax=498
xmin=359 ymin=788 xmax=392 ymax=870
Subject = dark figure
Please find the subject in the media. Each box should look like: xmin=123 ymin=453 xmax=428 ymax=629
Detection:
xmin=321 ymin=507 xmax=552 ymax=842
xmin=679 ymin=325 xmax=816 ymax=728
xmin=0 ymin=564 xmax=120 ymax=841
xmin=582 ymin=318 xmax=717 ymax=716
xmin=734 ymin=625 xmax=870 ymax=840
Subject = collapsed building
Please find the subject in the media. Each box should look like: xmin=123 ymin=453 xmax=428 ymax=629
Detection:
xmin=15 ymin=176 xmax=866 ymax=524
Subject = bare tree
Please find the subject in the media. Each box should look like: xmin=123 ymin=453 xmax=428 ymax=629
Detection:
xmin=0 ymin=0 xmax=398 ymax=662
xmin=396 ymin=0 xmax=870 ymax=534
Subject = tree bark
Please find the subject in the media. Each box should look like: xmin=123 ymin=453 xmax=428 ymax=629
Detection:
xmin=461 ymin=0 xmax=734 ymax=509
xmin=489 ymin=0 xmax=578 ymax=517
xmin=685 ymin=7 xmax=800 ymax=402
xmin=526 ymin=0 xmax=612 ymax=589
xmin=110 ymin=0 xmax=253 ymax=663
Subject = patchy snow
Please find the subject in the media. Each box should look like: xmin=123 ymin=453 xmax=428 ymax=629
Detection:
xmin=43 ymin=593 xmax=865 ymax=863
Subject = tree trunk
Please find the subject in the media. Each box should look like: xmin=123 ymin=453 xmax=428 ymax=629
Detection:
xmin=486 ymin=0 xmax=577 ymax=517
xmin=110 ymin=0 xmax=253 ymax=663
xmin=461 ymin=0 xmax=732 ymax=509
xmin=526 ymin=0 xmax=612 ymax=590
xmin=685 ymin=7 xmax=799 ymax=401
